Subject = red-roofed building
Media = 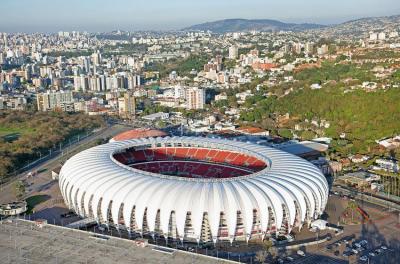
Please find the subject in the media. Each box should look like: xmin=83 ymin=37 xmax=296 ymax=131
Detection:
xmin=110 ymin=129 xmax=168 ymax=142
xmin=252 ymin=62 xmax=278 ymax=71
xmin=236 ymin=126 xmax=270 ymax=136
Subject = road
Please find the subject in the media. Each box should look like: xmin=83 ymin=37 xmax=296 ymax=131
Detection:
xmin=332 ymin=184 xmax=400 ymax=212
xmin=0 ymin=124 xmax=130 ymax=204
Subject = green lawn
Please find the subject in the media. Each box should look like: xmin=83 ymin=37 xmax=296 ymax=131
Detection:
xmin=0 ymin=126 xmax=36 ymax=141
xmin=26 ymin=194 xmax=50 ymax=213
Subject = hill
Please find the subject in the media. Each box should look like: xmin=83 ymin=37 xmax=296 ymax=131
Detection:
xmin=311 ymin=14 xmax=400 ymax=38
xmin=182 ymin=18 xmax=325 ymax=33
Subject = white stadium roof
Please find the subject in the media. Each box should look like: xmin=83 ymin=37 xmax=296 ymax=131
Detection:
xmin=59 ymin=136 xmax=329 ymax=243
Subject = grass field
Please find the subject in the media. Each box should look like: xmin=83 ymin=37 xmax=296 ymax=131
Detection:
xmin=0 ymin=126 xmax=36 ymax=141
xmin=26 ymin=194 xmax=50 ymax=214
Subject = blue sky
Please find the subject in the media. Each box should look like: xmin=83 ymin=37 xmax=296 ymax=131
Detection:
xmin=1 ymin=0 xmax=400 ymax=32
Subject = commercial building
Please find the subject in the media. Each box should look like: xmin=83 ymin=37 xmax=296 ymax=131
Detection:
xmin=0 ymin=201 xmax=27 ymax=216
xmin=141 ymin=112 xmax=170 ymax=121
xmin=36 ymin=90 xmax=74 ymax=111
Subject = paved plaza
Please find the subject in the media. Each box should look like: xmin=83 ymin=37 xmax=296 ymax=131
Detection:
xmin=0 ymin=219 xmax=234 ymax=264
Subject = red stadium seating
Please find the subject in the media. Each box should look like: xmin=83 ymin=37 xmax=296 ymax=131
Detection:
xmin=130 ymin=161 xmax=252 ymax=178
xmin=174 ymin=148 xmax=189 ymax=159
xmin=186 ymin=148 xmax=197 ymax=159
xmin=212 ymin=150 xmax=231 ymax=163
xmin=115 ymin=146 xmax=267 ymax=178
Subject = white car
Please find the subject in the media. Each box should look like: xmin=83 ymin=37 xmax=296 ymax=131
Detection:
xmin=297 ymin=250 xmax=306 ymax=257
xmin=381 ymin=245 xmax=388 ymax=250
xmin=360 ymin=255 xmax=368 ymax=262
xmin=368 ymin=252 xmax=376 ymax=257
xmin=286 ymin=256 xmax=294 ymax=262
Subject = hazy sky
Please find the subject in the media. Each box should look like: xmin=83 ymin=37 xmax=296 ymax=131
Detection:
xmin=1 ymin=0 xmax=400 ymax=33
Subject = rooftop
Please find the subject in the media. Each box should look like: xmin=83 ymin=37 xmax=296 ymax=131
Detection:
xmin=0 ymin=219 xmax=234 ymax=264
xmin=111 ymin=129 xmax=168 ymax=142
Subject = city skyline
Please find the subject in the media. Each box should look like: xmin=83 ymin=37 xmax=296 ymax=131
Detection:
xmin=1 ymin=0 xmax=400 ymax=262
xmin=1 ymin=0 xmax=400 ymax=33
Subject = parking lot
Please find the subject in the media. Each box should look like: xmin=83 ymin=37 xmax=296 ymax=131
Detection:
xmin=303 ymin=192 xmax=400 ymax=264
xmin=322 ymin=236 xmax=393 ymax=263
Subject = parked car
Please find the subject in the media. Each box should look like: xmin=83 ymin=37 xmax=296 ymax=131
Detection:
xmin=297 ymin=250 xmax=306 ymax=257
xmin=60 ymin=211 xmax=75 ymax=218
xmin=286 ymin=256 xmax=294 ymax=262
xmin=360 ymin=255 xmax=369 ymax=262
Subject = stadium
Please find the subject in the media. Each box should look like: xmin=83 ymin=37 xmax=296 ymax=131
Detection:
xmin=59 ymin=136 xmax=329 ymax=243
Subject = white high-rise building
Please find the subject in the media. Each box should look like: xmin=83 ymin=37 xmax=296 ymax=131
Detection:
xmin=317 ymin=44 xmax=329 ymax=56
xmin=305 ymin=42 xmax=314 ymax=55
xmin=186 ymin=87 xmax=205 ymax=110
xmin=127 ymin=57 xmax=135 ymax=67
xmin=127 ymin=75 xmax=136 ymax=89
xmin=228 ymin=46 xmax=238 ymax=60
xmin=3 ymin=33 xmax=8 ymax=48
xmin=81 ymin=56 xmax=91 ymax=73
xmin=293 ymin=42 xmax=302 ymax=54
xmin=233 ymin=32 xmax=240 ymax=39
xmin=174 ymin=85 xmax=185 ymax=99
xmin=74 ymin=75 xmax=88 ymax=91
xmin=369 ymin=32 xmax=378 ymax=41
xmin=118 ymin=93 xmax=136 ymax=119
xmin=91 ymin=51 xmax=101 ymax=65
xmin=89 ymin=76 xmax=102 ymax=91
xmin=389 ymin=31 xmax=399 ymax=38
xmin=36 ymin=90 xmax=74 ymax=111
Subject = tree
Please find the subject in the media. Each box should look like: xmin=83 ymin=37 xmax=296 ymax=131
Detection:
xmin=347 ymin=201 xmax=358 ymax=222
xmin=255 ymin=250 xmax=268 ymax=263
xmin=262 ymin=239 xmax=277 ymax=259
xmin=278 ymin=129 xmax=293 ymax=139
xmin=0 ymin=110 xmax=105 ymax=177
xmin=300 ymin=130 xmax=316 ymax=140
xmin=13 ymin=180 xmax=25 ymax=199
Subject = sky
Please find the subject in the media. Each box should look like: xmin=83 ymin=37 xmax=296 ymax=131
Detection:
xmin=1 ymin=0 xmax=400 ymax=33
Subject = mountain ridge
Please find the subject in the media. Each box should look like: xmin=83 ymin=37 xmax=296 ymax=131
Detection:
xmin=182 ymin=18 xmax=326 ymax=33
xmin=182 ymin=15 xmax=400 ymax=33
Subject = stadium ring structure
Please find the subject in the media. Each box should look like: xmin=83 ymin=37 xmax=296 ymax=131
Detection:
xmin=59 ymin=136 xmax=329 ymax=243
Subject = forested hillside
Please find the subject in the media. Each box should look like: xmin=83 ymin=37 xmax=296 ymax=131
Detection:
xmin=241 ymin=87 xmax=400 ymax=154
xmin=0 ymin=111 xmax=105 ymax=178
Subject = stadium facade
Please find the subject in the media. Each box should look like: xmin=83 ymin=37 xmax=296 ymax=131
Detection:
xmin=59 ymin=137 xmax=329 ymax=243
